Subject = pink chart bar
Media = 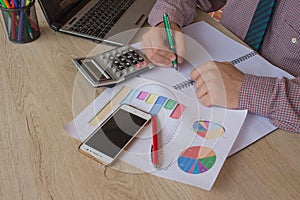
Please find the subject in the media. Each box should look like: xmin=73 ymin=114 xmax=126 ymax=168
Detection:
xmin=137 ymin=91 xmax=149 ymax=100
xmin=170 ymin=104 xmax=187 ymax=119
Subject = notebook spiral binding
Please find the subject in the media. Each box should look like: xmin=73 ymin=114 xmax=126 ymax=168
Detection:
xmin=173 ymin=79 xmax=194 ymax=90
xmin=173 ymin=51 xmax=257 ymax=90
xmin=230 ymin=51 xmax=257 ymax=65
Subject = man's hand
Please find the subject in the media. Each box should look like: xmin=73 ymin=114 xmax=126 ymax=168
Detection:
xmin=190 ymin=61 xmax=245 ymax=109
xmin=142 ymin=22 xmax=185 ymax=67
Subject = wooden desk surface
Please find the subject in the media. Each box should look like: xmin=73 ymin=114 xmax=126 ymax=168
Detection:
xmin=0 ymin=5 xmax=299 ymax=200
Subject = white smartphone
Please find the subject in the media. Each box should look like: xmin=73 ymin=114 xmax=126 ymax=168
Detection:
xmin=79 ymin=104 xmax=151 ymax=166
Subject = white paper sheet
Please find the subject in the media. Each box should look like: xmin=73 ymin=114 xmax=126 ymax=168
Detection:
xmin=64 ymin=77 xmax=247 ymax=190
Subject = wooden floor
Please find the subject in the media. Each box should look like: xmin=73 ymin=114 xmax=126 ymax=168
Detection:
xmin=0 ymin=4 xmax=299 ymax=200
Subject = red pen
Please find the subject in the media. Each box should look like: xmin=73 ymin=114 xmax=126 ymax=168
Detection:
xmin=151 ymin=115 xmax=159 ymax=168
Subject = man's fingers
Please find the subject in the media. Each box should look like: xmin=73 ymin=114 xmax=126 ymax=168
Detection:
xmin=200 ymin=94 xmax=212 ymax=107
xmin=195 ymin=81 xmax=208 ymax=99
xmin=142 ymin=23 xmax=186 ymax=67
xmin=174 ymin=30 xmax=186 ymax=60
xmin=148 ymin=52 xmax=173 ymax=66
xmin=190 ymin=67 xmax=202 ymax=82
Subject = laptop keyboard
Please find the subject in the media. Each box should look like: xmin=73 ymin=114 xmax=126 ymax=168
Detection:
xmin=69 ymin=0 xmax=136 ymax=39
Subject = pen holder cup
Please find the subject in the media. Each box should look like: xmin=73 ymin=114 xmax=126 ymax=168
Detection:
xmin=0 ymin=0 xmax=40 ymax=43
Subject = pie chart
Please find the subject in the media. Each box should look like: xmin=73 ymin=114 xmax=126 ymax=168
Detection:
xmin=193 ymin=120 xmax=225 ymax=139
xmin=177 ymin=146 xmax=216 ymax=174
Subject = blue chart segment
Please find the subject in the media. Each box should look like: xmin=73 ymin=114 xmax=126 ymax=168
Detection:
xmin=177 ymin=146 xmax=216 ymax=174
xmin=149 ymin=96 xmax=167 ymax=115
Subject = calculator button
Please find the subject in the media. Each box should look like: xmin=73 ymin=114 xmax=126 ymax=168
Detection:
xmin=115 ymin=71 xmax=121 ymax=78
xmin=125 ymin=62 xmax=131 ymax=68
xmin=116 ymin=53 xmax=121 ymax=58
xmin=112 ymin=67 xmax=117 ymax=73
xmin=109 ymin=56 xmax=114 ymax=60
xmin=113 ymin=60 xmax=120 ymax=65
xmin=138 ymin=57 xmax=144 ymax=62
xmin=128 ymin=49 xmax=134 ymax=54
xmin=142 ymin=61 xmax=147 ymax=66
xmin=107 ymin=63 xmax=112 ymax=68
xmin=126 ymin=55 xmax=133 ymax=60
xmin=122 ymin=69 xmax=128 ymax=75
xmin=132 ymin=52 xmax=139 ymax=58
xmin=131 ymin=60 xmax=138 ymax=65
xmin=129 ymin=66 xmax=135 ymax=72
xmin=120 ymin=46 xmax=127 ymax=52
xmin=102 ymin=58 xmax=108 ymax=63
xmin=117 ymin=65 xmax=125 ymax=70
xmin=135 ymin=63 xmax=141 ymax=68
xmin=120 ymin=57 xmax=126 ymax=63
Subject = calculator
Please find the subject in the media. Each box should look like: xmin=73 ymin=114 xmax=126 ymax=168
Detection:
xmin=72 ymin=46 xmax=154 ymax=87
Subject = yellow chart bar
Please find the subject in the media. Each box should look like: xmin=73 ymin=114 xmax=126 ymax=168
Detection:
xmin=145 ymin=94 xmax=157 ymax=104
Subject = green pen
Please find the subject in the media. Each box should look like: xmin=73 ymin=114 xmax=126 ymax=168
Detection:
xmin=163 ymin=13 xmax=178 ymax=71
xmin=25 ymin=13 xmax=33 ymax=39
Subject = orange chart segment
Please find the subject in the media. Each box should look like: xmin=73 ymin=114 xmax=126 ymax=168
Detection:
xmin=177 ymin=146 xmax=216 ymax=174
xmin=193 ymin=120 xmax=225 ymax=139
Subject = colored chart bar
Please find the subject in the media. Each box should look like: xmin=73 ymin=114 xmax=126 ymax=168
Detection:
xmin=145 ymin=94 xmax=157 ymax=104
xmin=164 ymin=99 xmax=177 ymax=110
xmin=137 ymin=91 xmax=148 ymax=100
xmin=170 ymin=104 xmax=186 ymax=119
xmin=149 ymin=96 xmax=168 ymax=115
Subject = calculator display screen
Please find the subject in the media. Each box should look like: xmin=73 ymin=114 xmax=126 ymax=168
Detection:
xmin=82 ymin=59 xmax=112 ymax=82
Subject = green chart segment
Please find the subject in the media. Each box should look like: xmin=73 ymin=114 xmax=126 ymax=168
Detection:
xmin=177 ymin=146 xmax=216 ymax=174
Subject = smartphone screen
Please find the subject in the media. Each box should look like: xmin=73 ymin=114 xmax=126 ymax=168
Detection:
xmin=81 ymin=105 xmax=150 ymax=163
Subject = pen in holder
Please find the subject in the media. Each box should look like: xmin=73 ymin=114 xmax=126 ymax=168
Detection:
xmin=0 ymin=0 xmax=40 ymax=43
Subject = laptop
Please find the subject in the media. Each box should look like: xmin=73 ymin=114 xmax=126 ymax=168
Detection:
xmin=38 ymin=0 xmax=156 ymax=46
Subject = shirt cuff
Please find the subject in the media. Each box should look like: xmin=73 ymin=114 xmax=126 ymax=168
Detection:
xmin=148 ymin=0 xmax=197 ymax=27
xmin=239 ymin=74 xmax=276 ymax=116
xmin=148 ymin=5 xmax=184 ymax=27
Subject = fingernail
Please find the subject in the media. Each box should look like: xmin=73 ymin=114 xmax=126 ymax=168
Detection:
xmin=170 ymin=55 xmax=176 ymax=61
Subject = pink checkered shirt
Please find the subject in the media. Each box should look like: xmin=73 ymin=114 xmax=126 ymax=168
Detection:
xmin=148 ymin=0 xmax=300 ymax=132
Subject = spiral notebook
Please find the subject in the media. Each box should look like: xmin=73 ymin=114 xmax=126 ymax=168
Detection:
xmin=140 ymin=21 xmax=293 ymax=156
xmin=172 ymin=51 xmax=257 ymax=90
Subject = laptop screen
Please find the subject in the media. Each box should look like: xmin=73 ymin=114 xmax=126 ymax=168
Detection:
xmin=38 ymin=0 xmax=87 ymax=23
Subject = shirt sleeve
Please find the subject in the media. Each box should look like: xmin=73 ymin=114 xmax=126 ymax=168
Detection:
xmin=239 ymin=75 xmax=300 ymax=133
xmin=148 ymin=0 xmax=198 ymax=27
xmin=148 ymin=0 xmax=227 ymax=27
xmin=197 ymin=0 xmax=227 ymax=12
